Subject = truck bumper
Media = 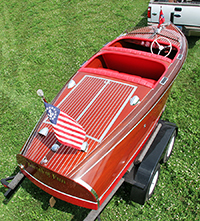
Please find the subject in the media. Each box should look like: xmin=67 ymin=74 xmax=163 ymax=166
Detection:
xmin=148 ymin=22 xmax=200 ymax=36
xmin=183 ymin=26 xmax=200 ymax=36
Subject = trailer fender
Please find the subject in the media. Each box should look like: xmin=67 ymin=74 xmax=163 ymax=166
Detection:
xmin=129 ymin=120 xmax=177 ymax=205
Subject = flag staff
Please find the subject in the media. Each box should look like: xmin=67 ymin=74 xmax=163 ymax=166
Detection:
xmin=158 ymin=6 xmax=165 ymax=27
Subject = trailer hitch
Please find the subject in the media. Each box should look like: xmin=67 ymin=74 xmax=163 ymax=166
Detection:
xmin=1 ymin=171 xmax=25 ymax=198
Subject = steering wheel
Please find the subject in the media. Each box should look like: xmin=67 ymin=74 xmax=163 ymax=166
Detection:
xmin=150 ymin=37 xmax=172 ymax=57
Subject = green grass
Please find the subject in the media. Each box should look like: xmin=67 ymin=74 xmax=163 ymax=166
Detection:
xmin=0 ymin=0 xmax=199 ymax=220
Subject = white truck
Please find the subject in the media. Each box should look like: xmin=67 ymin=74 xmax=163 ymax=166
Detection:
xmin=147 ymin=0 xmax=200 ymax=36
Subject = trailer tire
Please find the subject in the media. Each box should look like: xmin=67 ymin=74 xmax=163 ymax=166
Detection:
xmin=146 ymin=163 xmax=160 ymax=200
xmin=130 ymin=163 xmax=160 ymax=205
xmin=162 ymin=130 xmax=176 ymax=163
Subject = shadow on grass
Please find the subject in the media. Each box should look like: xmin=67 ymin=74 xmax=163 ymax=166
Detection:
xmin=0 ymin=168 xmax=138 ymax=221
xmin=136 ymin=10 xmax=148 ymax=27
xmin=19 ymin=179 xmax=91 ymax=220
xmin=127 ymin=10 xmax=148 ymax=31
xmin=19 ymin=179 xmax=136 ymax=220
xmin=186 ymin=36 xmax=200 ymax=49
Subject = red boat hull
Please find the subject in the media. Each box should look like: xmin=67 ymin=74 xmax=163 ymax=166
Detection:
xmin=16 ymin=23 xmax=187 ymax=209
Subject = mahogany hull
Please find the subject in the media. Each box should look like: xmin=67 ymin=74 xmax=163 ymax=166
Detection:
xmin=16 ymin=23 xmax=187 ymax=209
xmin=16 ymin=83 xmax=174 ymax=209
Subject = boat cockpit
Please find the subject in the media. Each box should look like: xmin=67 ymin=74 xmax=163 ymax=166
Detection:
xmin=107 ymin=38 xmax=179 ymax=60
xmin=79 ymin=37 xmax=179 ymax=88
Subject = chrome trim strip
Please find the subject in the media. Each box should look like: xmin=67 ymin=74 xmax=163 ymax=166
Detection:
xmin=75 ymin=177 xmax=93 ymax=191
xmin=76 ymin=80 xmax=110 ymax=121
xmin=86 ymin=135 xmax=100 ymax=143
xmin=99 ymin=86 xmax=136 ymax=141
xmin=75 ymin=177 xmax=99 ymax=207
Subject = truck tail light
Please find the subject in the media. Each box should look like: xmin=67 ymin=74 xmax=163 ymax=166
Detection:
xmin=148 ymin=7 xmax=151 ymax=18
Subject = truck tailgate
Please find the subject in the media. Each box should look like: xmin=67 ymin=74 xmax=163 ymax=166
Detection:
xmin=149 ymin=3 xmax=200 ymax=27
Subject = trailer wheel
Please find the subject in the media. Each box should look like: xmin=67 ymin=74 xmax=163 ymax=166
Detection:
xmin=162 ymin=130 xmax=176 ymax=163
xmin=146 ymin=163 xmax=160 ymax=200
xmin=130 ymin=163 xmax=160 ymax=205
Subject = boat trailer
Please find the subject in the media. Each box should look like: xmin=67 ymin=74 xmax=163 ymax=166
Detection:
xmin=1 ymin=120 xmax=177 ymax=221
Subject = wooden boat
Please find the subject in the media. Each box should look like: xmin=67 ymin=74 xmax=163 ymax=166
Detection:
xmin=15 ymin=23 xmax=187 ymax=210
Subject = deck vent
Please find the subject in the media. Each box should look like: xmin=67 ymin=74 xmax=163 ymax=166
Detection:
xmin=67 ymin=79 xmax=76 ymax=89
xmin=81 ymin=142 xmax=88 ymax=152
xmin=38 ymin=127 xmax=49 ymax=136
xmin=160 ymin=77 xmax=168 ymax=85
xmin=130 ymin=95 xmax=140 ymax=106
xmin=40 ymin=157 xmax=48 ymax=165
xmin=51 ymin=144 xmax=60 ymax=152
xmin=177 ymin=54 xmax=183 ymax=60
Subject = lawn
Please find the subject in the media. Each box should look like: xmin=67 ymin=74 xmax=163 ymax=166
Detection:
xmin=0 ymin=0 xmax=199 ymax=220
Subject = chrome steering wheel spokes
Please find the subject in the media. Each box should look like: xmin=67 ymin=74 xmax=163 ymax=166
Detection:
xmin=150 ymin=37 xmax=172 ymax=57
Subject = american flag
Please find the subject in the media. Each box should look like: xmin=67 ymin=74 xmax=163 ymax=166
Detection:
xmin=158 ymin=9 xmax=165 ymax=28
xmin=44 ymin=102 xmax=86 ymax=151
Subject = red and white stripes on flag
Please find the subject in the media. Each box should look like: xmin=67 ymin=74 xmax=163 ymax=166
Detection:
xmin=44 ymin=102 xmax=86 ymax=151
xmin=54 ymin=111 xmax=86 ymax=150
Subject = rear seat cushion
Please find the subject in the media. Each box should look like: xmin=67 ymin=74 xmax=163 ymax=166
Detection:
xmin=80 ymin=67 xmax=156 ymax=88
